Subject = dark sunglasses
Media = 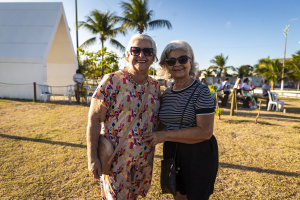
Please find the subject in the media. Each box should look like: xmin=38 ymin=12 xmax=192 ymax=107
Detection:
xmin=130 ymin=47 xmax=154 ymax=56
xmin=165 ymin=55 xmax=191 ymax=66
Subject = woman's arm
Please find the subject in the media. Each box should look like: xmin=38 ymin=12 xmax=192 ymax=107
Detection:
xmin=86 ymin=98 xmax=108 ymax=179
xmin=144 ymin=113 xmax=214 ymax=146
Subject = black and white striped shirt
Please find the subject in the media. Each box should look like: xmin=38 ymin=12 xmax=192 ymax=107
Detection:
xmin=159 ymin=80 xmax=216 ymax=131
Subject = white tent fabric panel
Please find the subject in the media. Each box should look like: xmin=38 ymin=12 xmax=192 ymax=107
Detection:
xmin=0 ymin=43 xmax=48 ymax=59
xmin=0 ymin=2 xmax=78 ymax=100
xmin=0 ymin=26 xmax=53 ymax=44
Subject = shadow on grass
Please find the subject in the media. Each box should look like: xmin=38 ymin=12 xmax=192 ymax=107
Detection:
xmin=226 ymin=119 xmax=279 ymax=126
xmin=220 ymin=162 xmax=299 ymax=177
xmin=0 ymin=98 xmax=90 ymax=107
xmin=2 ymin=133 xmax=299 ymax=178
xmin=153 ymin=156 xmax=299 ymax=177
xmin=222 ymin=107 xmax=300 ymax=123
xmin=0 ymin=133 xmax=86 ymax=148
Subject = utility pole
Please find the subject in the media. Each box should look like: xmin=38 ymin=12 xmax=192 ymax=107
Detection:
xmin=281 ymin=24 xmax=290 ymax=90
xmin=75 ymin=0 xmax=79 ymax=56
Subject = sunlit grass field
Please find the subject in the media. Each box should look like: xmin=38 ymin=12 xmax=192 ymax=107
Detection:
xmin=0 ymin=98 xmax=299 ymax=199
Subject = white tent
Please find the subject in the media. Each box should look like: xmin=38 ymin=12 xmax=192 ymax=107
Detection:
xmin=0 ymin=2 xmax=77 ymax=100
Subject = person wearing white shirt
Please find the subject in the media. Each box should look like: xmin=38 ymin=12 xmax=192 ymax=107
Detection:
xmin=234 ymin=74 xmax=243 ymax=95
xmin=242 ymin=78 xmax=257 ymax=109
xmin=73 ymin=69 xmax=85 ymax=103
xmin=214 ymin=79 xmax=223 ymax=92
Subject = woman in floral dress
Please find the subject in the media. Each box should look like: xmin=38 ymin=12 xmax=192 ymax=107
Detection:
xmin=86 ymin=34 xmax=160 ymax=199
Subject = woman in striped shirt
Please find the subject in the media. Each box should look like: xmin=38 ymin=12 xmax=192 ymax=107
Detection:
xmin=145 ymin=41 xmax=219 ymax=200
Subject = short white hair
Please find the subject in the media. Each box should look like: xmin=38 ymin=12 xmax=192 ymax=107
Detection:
xmin=159 ymin=40 xmax=197 ymax=78
xmin=125 ymin=34 xmax=157 ymax=60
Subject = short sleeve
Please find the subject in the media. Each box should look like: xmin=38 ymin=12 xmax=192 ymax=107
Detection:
xmin=92 ymin=74 xmax=112 ymax=110
xmin=195 ymin=86 xmax=216 ymax=115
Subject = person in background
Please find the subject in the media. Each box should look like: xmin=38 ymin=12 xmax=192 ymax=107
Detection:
xmin=164 ymin=79 xmax=174 ymax=89
xmin=86 ymin=34 xmax=160 ymax=199
xmin=73 ymin=69 xmax=85 ymax=103
xmin=234 ymin=74 xmax=243 ymax=95
xmin=262 ymin=79 xmax=271 ymax=96
xmin=195 ymin=71 xmax=201 ymax=82
xmin=214 ymin=78 xmax=223 ymax=92
xmin=223 ymin=78 xmax=231 ymax=95
xmin=201 ymin=78 xmax=208 ymax=86
xmin=144 ymin=40 xmax=218 ymax=200
xmin=242 ymin=77 xmax=257 ymax=109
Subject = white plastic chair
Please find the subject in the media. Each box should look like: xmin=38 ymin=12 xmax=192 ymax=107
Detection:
xmin=267 ymin=91 xmax=284 ymax=112
xmin=87 ymin=86 xmax=98 ymax=104
xmin=63 ymin=85 xmax=74 ymax=103
xmin=39 ymin=85 xmax=54 ymax=103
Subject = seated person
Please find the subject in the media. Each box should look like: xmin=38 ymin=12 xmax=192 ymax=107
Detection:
xmin=223 ymin=78 xmax=231 ymax=95
xmin=262 ymin=80 xmax=270 ymax=97
xmin=201 ymin=78 xmax=208 ymax=86
xmin=242 ymin=78 xmax=257 ymax=109
xmin=214 ymin=79 xmax=223 ymax=92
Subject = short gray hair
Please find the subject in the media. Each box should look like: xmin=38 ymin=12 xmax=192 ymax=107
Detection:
xmin=125 ymin=34 xmax=157 ymax=61
xmin=159 ymin=40 xmax=197 ymax=78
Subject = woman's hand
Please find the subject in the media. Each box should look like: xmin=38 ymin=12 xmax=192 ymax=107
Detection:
xmin=143 ymin=131 xmax=167 ymax=147
xmin=88 ymin=158 xmax=101 ymax=179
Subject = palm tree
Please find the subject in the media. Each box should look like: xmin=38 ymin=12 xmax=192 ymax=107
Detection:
xmin=255 ymin=57 xmax=283 ymax=90
xmin=203 ymin=68 xmax=215 ymax=77
xmin=233 ymin=65 xmax=254 ymax=76
xmin=285 ymin=51 xmax=300 ymax=90
xmin=79 ymin=10 xmax=125 ymax=75
xmin=210 ymin=53 xmax=229 ymax=77
xmin=119 ymin=0 xmax=172 ymax=34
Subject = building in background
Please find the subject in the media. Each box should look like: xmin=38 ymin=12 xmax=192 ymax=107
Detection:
xmin=0 ymin=2 xmax=77 ymax=100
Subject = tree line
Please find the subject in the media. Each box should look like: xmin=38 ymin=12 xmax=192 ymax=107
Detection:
xmin=200 ymin=52 xmax=300 ymax=90
xmin=77 ymin=0 xmax=171 ymax=78
xmin=76 ymin=0 xmax=299 ymax=90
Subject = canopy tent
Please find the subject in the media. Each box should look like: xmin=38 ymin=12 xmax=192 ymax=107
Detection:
xmin=0 ymin=2 xmax=77 ymax=99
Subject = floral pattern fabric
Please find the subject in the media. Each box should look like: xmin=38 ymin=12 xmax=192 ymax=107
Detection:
xmin=92 ymin=70 xmax=160 ymax=199
xmin=242 ymin=90 xmax=257 ymax=109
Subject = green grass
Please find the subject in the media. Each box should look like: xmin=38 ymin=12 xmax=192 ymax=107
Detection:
xmin=0 ymin=98 xmax=299 ymax=199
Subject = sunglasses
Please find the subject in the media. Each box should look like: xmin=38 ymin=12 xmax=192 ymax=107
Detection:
xmin=165 ymin=55 xmax=191 ymax=66
xmin=130 ymin=47 xmax=154 ymax=56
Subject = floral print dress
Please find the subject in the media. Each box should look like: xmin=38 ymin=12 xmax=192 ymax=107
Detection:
xmin=92 ymin=70 xmax=160 ymax=199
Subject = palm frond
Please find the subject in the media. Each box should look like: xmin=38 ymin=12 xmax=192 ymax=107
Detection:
xmin=148 ymin=19 xmax=172 ymax=30
xmin=80 ymin=37 xmax=97 ymax=48
xmin=110 ymin=39 xmax=125 ymax=52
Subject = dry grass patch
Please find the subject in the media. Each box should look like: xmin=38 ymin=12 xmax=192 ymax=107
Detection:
xmin=0 ymin=98 xmax=299 ymax=199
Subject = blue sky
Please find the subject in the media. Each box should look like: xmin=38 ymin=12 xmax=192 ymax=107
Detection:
xmin=2 ymin=0 xmax=300 ymax=71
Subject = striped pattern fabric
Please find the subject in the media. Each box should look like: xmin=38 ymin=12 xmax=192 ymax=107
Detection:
xmin=159 ymin=80 xmax=216 ymax=131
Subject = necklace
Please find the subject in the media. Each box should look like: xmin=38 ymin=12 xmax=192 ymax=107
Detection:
xmin=128 ymin=72 xmax=148 ymax=86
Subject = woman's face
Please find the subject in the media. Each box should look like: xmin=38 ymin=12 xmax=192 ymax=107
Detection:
xmin=126 ymin=39 xmax=155 ymax=73
xmin=165 ymin=49 xmax=191 ymax=79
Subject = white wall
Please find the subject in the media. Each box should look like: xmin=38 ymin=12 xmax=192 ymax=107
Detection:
xmin=47 ymin=63 xmax=76 ymax=94
xmin=46 ymin=14 xmax=77 ymax=95
xmin=0 ymin=63 xmax=43 ymax=99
